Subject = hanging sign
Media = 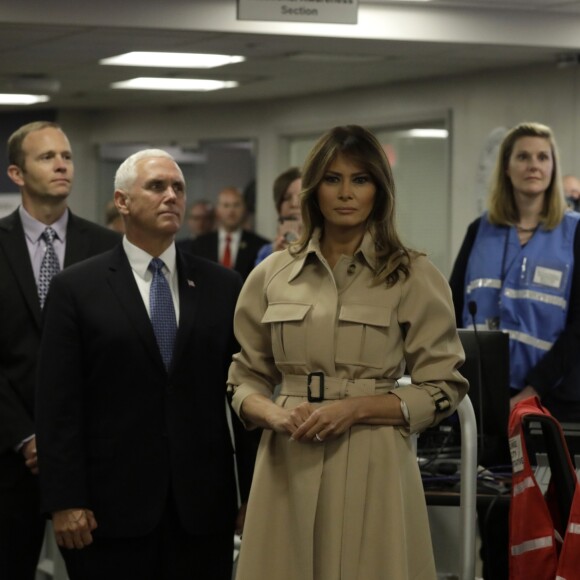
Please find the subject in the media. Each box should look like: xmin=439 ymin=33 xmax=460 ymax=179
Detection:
xmin=238 ymin=0 xmax=358 ymax=25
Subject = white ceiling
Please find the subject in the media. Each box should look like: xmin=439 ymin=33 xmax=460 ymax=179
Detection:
xmin=2 ymin=0 xmax=580 ymax=110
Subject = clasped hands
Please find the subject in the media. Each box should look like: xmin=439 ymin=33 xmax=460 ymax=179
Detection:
xmin=271 ymin=399 xmax=356 ymax=443
xmin=52 ymin=508 xmax=98 ymax=550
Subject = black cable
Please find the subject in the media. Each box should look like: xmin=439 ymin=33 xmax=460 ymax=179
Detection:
xmin=418 ymin=428 xmax=454 ymax=470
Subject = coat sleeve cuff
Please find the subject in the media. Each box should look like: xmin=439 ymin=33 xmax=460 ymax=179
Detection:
xmin=391 ymin=384 xmax=451 ymax=434
xmin=229 ymin=383 xmax=273 ymax=430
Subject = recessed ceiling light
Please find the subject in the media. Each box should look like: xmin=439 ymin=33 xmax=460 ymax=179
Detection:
xmin=0 ymin=93 xmax=49 ymax=105
xmin=101 ymin=52 xmax=245 ymax=69
xmin=111 ymin=78 xmax=238 ymax=91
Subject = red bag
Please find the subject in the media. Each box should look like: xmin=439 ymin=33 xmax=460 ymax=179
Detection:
xmin=508 ymin=397 xmax=580 ymax=580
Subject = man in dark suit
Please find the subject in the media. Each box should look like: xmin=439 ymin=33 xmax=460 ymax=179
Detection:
xmin=0 ymin=121 xmax=120 ymax=580
xmin=36 ymin=149 xmax=254 ymax=580
xmin=179 ymin=186 xmax=268 ymax=280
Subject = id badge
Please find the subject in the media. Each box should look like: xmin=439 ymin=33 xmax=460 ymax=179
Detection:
xmin=532 ymin=266 xmax=563 ymax=289
xmin=520 ymin=256 xmax=569 ymax=292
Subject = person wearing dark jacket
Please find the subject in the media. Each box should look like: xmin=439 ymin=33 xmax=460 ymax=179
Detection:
xmin=0 ymin=121 xmax=120 ymax=580
xmin=450 ymin=122 xmax=580 ymax=423
xmin=179 ymin=186 xmax=268 ymax=280
xmin=35 ymin=149 xmax=256 ymax=580
xmin=449 ymin=121 xmax=580 ymax=580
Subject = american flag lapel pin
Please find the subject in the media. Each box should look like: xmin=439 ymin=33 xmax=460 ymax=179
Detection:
xmin=187 ymin=279 xmax=196 ymax=288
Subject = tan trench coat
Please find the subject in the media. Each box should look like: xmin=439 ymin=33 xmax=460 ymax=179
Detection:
xmin=229 ymin=231 xmax=468 ymax=580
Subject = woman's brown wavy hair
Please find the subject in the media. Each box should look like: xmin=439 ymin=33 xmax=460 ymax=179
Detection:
xmin=293 ymin=125 xmax=416 ymax=287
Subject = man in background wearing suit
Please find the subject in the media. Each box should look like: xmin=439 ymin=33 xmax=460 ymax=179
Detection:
xmin=180 ymin=186 xmax=268 ymax=280
xmin=36 ymin=149 xmax=254 ymax=579
xmin=0 ymin=121 xmax=120 ymax=580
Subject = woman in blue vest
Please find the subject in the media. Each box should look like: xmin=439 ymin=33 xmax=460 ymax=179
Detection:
xmin=450 ymin=122 xmax=580 ymax=579
xmin=450 ymin=121 xmax=580 ymax=422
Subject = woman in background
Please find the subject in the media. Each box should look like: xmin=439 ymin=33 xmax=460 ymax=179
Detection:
xmin=229 ymin=125 xmax=467 ymax=580
xmin=450 ymin=121 xmax=580 ymax=580
xmin=255 ymin=166 xmax=302 ymax=265
xmin=450 ymin=121 xmax=580 ymax=421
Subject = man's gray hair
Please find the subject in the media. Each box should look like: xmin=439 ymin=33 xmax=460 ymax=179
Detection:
xmin=114 ymin=149 xmax=176 ymax=191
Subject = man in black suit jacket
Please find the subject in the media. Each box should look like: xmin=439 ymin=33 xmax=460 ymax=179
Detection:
xmin=179 ymin=186 xmax=268 ymax=280
xmin=36 ymin=149 xmax=254 ymax=580
xmin=0 ymin=121 xmax=120 ymax=580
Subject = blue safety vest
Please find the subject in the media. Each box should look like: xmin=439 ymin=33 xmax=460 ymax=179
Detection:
xmin=463 ymin=212 xmax=580 ymax=389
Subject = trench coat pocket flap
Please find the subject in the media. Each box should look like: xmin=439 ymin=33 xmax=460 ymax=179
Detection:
xmin=339 ymin=304 xmax=391 ymax=327
xmin=261 ymin=302 xmax=311 ymax=324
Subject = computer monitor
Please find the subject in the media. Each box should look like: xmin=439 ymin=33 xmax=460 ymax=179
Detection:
xmin=416 ymin=329 xmax=511 ymax=466
xmin=457 ymin=329 xmax=510 ymax=464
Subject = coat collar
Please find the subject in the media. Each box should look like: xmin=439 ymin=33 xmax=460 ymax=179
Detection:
xmin=64 ymin=212 xmax=93 ymax=267
xmin=288 ymin=227 xmax=376 ymax=282
xmin=0 ymin=209 xmax=42 ymax=327
xmin=105 ymin=245 xmax=162 ymax=369
xmin=172 ymin=250 xmax=200 ymax=372
xmin=105 ymin=245 xmax=200 ymax=376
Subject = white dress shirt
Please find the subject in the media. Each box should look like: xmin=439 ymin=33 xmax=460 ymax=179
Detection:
xmin=122 ymin=237 xmax=180 ymax=324
xmin=19 ymin=205 xmax=68 ymax=286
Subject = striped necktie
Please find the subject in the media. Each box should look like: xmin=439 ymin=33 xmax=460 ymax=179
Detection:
xmin=38 ymin=227 xmax=61 ymax=308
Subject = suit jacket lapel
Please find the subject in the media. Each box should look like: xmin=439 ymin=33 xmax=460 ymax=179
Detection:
xmin=105 ymin=245 xmax=166 ymax=373
xmin=0 ymin=210 xmax=42 ymax=328
xmin=171 ymin=251 xmax=199 ymax=372
xmin=63 ymin=212 xmax=91 ymax=267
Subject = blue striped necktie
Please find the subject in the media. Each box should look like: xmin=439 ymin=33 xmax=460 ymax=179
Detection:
xmin=148 ymin=258 xmax=177 ymax=371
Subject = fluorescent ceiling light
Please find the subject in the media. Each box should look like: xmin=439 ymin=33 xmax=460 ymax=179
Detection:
xmin=0 ymin=93 xmax=49 ymax=105
xmin=101 ymin=52 xmax=245 ymax=68
xmin=407 ymin=129 xmax=449 ymax=138
xmin=111 ymin=78 xmax=238 ymax=92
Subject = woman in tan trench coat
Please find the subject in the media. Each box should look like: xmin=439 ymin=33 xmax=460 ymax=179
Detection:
xmin=228 ymin=125 xmax=468 ymax=580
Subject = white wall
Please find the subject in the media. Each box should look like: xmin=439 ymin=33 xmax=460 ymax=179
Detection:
xmin=60 ymin=61 xmax=580 ymax=273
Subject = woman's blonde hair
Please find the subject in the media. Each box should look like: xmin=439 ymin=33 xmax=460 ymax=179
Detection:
xmin=294 ymin=125 xmax=415 ymax=287
xmin=488 ymin=122 xmax=566 ymax=229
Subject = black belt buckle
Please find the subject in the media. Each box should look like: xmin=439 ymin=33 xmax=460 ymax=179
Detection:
xmin=307 ymin=371 xmax=325 ymax=402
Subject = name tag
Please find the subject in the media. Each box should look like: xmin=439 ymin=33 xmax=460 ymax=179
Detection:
xmin=509 ymin=434 xmax=524 ymax=473
xmin=533 ymin=266 xmax=563 ymax=289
